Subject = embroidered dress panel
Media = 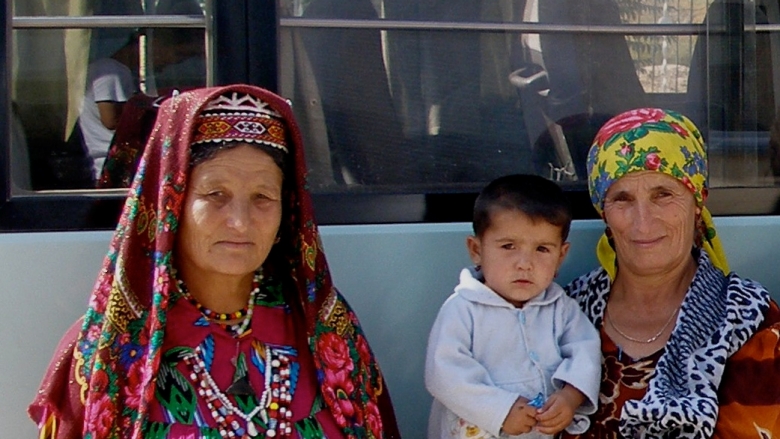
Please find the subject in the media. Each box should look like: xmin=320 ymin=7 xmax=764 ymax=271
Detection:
xmin=145 ymin=276 xmax=344 ymax=439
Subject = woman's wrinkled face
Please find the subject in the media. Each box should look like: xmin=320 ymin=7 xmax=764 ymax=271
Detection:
xmin=603 ymin=171 xmax=700 ymax=277
xmin=177 ymin=143 xmax=283 ymax=278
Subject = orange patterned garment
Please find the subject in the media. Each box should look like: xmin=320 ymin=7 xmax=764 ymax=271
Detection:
xmin=563 ymin=301 xmax=780 ymax=439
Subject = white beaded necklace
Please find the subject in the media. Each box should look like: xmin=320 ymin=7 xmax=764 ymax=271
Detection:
xmin=185 ymin=347 xmax=264 ymax=436
xmin=182 ymin=342 xmax=295 ymax=438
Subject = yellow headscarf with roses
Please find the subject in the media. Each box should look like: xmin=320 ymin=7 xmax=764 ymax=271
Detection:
xmin=587 ymin=108 xmax=729 ymax=279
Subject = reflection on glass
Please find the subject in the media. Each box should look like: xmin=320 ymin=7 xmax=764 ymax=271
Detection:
xmin=12 ymin=0 xmax=207 ymax=190
xmin=279 ymin=0 xmax=780 ymax=193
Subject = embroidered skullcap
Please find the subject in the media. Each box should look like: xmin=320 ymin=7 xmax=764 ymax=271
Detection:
xmin=586 ymin=108 xmax=729 ymax=277
xmin=191 ymin=91 xmax=288 ymax=153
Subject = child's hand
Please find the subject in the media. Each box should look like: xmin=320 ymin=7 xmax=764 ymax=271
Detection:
xmin=501 ymin=396 xmax=537 ymax=435
xmin=534 ymin=384 xmax=585 ymax=435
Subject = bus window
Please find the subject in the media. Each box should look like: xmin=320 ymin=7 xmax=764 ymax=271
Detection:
xmin=7 ymin=0 xmax=780 ymax=229
xmin=278 ymin=0 xmax=780 ymax=197
xmin=11 ymin=0 xmax=208 ymax=191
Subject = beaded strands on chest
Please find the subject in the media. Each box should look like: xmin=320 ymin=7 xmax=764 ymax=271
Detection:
xmin=177 ymin=270 xmax=263 ymax=337
xmin=182 ymin=343 xmax=295 ymax=438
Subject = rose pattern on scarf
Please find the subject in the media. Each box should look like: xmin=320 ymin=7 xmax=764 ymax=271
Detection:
xmin=314 ymin=292 xmax=386 ymax=438
xmin=85 ymin=393 xmax=116 ymax=438
xmin=594 ymin=107 xmax=665 ymax=148
xmin=364 ymin=401 xmax=383 ymax=439
xmin=587 ymin=108 xmax=711 ymax=213
xmin=123 ymin=361 xmax=144 ymax=409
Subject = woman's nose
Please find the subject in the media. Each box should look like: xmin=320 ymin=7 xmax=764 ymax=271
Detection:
xmin=632 ymin=198 xmax=655 ymax=231
xmin=226 ymin=199 xmax=250 ymax=231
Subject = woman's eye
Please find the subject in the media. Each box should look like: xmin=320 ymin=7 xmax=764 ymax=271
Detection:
xmin=204 ymin=191 xmax=229 ymax=203
xmin=611 ymin=194 xmax=630 ymax=202
xmin=253 ymin=193 xmax=276 ymax=203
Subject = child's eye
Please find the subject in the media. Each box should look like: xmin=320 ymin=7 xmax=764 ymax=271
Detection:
xmin=501 ymin=243 xmax=514 ymax=250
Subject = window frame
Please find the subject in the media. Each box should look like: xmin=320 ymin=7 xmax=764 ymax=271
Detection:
xmin=0 ymin=1 xmax=282 ymax=232
xmin=2 ymin=0 xmax=780 ymax=232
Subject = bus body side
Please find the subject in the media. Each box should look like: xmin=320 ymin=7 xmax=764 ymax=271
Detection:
xmin=5 ymin=217 xmax=780 ymax=438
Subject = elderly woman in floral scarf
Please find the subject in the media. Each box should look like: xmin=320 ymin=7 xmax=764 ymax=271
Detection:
xmin=562 ymin=108 xmax=780 ymax=438
xmin=28 ymin=85 xmax=401 ymax=439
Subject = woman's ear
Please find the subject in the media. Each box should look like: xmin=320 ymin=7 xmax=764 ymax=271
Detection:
xmin=466 ymin=235 xmax=482 ymax=266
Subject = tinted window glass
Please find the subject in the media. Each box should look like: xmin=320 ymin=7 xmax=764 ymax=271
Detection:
xmin=278 ymin=0 xmax=777 ymax=195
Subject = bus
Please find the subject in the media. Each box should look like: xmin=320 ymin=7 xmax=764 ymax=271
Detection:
xmin=4 ymin=0 xmax=780 ymax=437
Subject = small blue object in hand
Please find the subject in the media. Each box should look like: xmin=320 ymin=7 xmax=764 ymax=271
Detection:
xmin=527 ymin=393 xmax=545 ymax=409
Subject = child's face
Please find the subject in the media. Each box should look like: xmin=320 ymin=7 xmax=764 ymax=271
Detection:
xmin=467 ymin=209 xmax=570 ymax=307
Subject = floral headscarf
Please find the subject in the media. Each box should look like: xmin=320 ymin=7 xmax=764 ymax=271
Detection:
xmin=29 ymin=85 xmax=400 ymax=439
xmin=586 ymin=108 xmax=729 ymax=278
xmin=98 ymin=88 xmax=182 ymax=188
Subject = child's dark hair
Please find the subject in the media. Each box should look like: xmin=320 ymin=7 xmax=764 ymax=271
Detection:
xmin=473 ymin=174 xmax=572 ymax=240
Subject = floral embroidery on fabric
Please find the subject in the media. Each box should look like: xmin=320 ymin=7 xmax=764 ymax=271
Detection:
xmin=148 ymin=308 xmax=336 ymax=439
xmin=135 ymin=197 xmax=158 ymax=241
xmin=313 ymin=292 xmax=385 ymax=439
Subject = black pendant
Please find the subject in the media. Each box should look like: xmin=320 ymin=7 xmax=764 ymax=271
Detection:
xmin=226 ymin=374 xmax=255 ymax=396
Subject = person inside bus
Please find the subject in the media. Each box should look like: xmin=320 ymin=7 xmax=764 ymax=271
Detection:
xmin=78 ymin=29 xmax=140 ymax=183
xmin=95 ymin=25 xmax=205 ymax=188
xmin=28 ymin=84 xmax=401 ymax=439
xmin=563 ymin=108 xmax=780 ymax=438
xmin=426 ymin=174 xmax=600 ymax=438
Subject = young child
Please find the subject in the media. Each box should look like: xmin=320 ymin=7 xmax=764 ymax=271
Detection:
xmin=425 ymin=174 xmax=600 ymax=439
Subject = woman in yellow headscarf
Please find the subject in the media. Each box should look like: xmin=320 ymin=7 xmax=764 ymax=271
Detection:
xmin=563 ymin=108 xmax=780 ymax=439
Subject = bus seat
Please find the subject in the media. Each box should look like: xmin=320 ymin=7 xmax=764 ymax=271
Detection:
xmin=298 ymin=0 xmax=416 ymax=187
xmin=686 ymin=0 xmax=778 ymax=133
xmin=514 ymin=0 xmax=648 ymax=180
xmin=537 ymin=0 xmax=647 ymax=121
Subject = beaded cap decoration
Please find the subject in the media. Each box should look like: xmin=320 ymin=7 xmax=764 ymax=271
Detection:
xmin=192 ymin=92 xmax=289 ymax=153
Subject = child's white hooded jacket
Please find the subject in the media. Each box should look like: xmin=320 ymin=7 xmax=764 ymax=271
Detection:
xmin=426 ymin=267 xmax=600 ymax=439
